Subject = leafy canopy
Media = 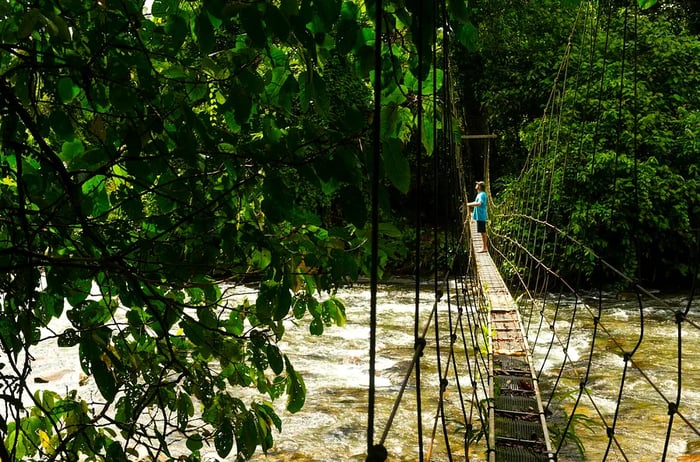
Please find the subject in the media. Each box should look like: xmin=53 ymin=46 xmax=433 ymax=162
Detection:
xmin=0 ymin=0 xmax=472 ymax=460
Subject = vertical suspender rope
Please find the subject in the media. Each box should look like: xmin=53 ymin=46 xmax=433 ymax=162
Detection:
xmin=430 ymin=0 xmax=452 ymax=458
xmin=414 ymin=1 xmax=426 ymax=459
xmin=365 ymin=0 xmax=385 ymax=460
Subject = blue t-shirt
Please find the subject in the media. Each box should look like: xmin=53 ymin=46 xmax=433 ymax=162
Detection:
xmin=472 ymin=191 xmax=488 ymax=222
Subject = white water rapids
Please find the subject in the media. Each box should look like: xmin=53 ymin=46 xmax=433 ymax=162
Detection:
xmin=10 ymin=283 xmax=700 ymax=461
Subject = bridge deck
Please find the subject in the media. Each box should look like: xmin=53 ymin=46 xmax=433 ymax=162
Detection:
xmin=470 ymin=221 xmax=554 ymax=462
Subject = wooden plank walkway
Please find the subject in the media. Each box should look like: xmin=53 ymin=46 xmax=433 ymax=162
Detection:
xmin=470 ymin=221 xmax=555 ymax=462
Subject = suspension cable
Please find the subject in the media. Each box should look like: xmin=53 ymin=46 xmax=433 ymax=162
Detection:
xmin=365 ymin=0 xmax=384 ymax=459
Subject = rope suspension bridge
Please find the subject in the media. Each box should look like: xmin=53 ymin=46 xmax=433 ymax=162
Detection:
xmin=364 ymin=1 xmax=700 ymax=461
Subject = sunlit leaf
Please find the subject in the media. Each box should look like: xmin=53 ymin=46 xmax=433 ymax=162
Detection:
xmin=81 ymin=175 xmax=110 ymax=217
xmin=60 ymin=138 xmax=84 ymax=162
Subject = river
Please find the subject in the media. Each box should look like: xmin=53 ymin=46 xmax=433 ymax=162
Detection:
xmin=18 ymin=282 xmax=700 ymax=461
xmin=245 ymin=284 xmax=700 ymax=462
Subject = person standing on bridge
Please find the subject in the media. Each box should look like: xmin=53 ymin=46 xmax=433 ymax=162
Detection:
xmin=468 ymin=181 xmax=488 ymax=253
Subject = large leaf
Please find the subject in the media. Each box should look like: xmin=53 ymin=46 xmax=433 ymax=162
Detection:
xmin=81 ymin=174 xmax=111 ymax=217
xmin=447 ymin=0 xmax=469 ymax=22
xmin=57 ymin=77 xmax=80 ymax=103
xmin=381 ymin=139 xmax=411 ymax=193
xmin=214 ymin=418 xmax=234 ymax=458
xmin=196 ymin=11 xmax=215 ymax=54
xmin=455 ymin=21 xmax=478 ymax=52
xmin=60 ymin=138 xmax=84 ymax=163
xmin=79 ymin=327 xmax=117 ymax=401
xmin=284 ymin=357 xmax=306 ymax=413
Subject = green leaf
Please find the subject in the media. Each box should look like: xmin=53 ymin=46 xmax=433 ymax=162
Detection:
xmin=56 ymin=271 xmax=92 ymax=306
xmin=151 ymin=0 xmax=177 ymax=16
xmin=69 ymin=148 xmax=109 ymax=171
xmin=49 ymin=110 xmax=74 ymax=138
xmin=292 ymin=296 xmax=306 ymax=319
xmin=196 ymin=11 xmax=215 ymax=54
xmin=381 ymin=139 xmax=411 ymax=193
xmin=214 ymin=418 xmax=234 ymax=458
xmin=309 ymin=317 xmax=323 ymax=335
xmin=230 ymin=88 xmax=253 ymax=125
xmin=447 ymin=0 xmax=469 ymax=22
xmin=299 ymin=70 xmax=329 ymax=113
xmin=67 ymin=300 xmax=112 ymax=329
xmin=638 ymin=0 xmax=657 ymax=9
xmin=81 ymin=175 xmax=110 ymax=217
xmin=226 ymin=310 xmax=244 ymax=336
xmin=277 ymin=75 xmax=299 ymax=113
xmin=266 ymin=344 xmax=284 ymax=374
xmin=274 ymin=287 xmax=292 ymax=321
xmin=18 ymin=8 xmax=41 ymax=38
xmin=284 ymin=357 xmax=306 ymax=413
xmin=60 ymin=138 xmax=84 ymax=163
xmin=240 ymin=7 xmax=267 ymax=47
xmin=57 ymin=77 xmax=80 ymax=103
xmin=109 ymin=85 xmax=137 ymax=113
xmin=338 ymin=185 xmax=366 ymax=228
xmin=264 ymin=5 xmax=290 ymax=40
xmin=261 ymin=173 xmax=294 ymax=222
xmin=105 ymin=441 xmax=126 ymax=462
xmin=422 ymin=113 xmax=435 ymax=156
xmin=255 ymin=282 xmax=275 ymax=323
xmin=236 ymin=412 xmax=258 ymax=458
xmin=36 ymin=291 xmax=64 ymax=324
xmin=455 ymin=21 xmax=478 ymax=52
xmin=79 ymin=328 xmax=117 ymax=401
xmin=180 ymin=317 xmax=208 ymax=347
xmin=324 ymin=297 xmax=346 ymax=326
xmin=379 ymin=222 xmax=403 ymax=238
xmin=380 ymin=102 xmax=401 ymax=139
xmin=45 ymin=13 xmax=71 ymax=41
xmin=186 ymin=434 xmax=204 ymax=452
xmin=316 ymin=0 xmax=341 ymax=31
xmin=57 ymin=328 xmax=80 ymax=347
xmin=177 ymin=392 xmax=194 ymax=431
xmin=164 ymin=14 xmax=188 ymax=52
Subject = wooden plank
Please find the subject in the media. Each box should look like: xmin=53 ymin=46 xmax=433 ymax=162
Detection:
xmin=468 ymin=220 xmax=555 ymax=462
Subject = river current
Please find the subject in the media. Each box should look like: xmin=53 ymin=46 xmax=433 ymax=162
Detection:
xmin=246 ymin=284 xmax=700 ymax=462
xmin=18 ymin=282 xmax=700 ymax=461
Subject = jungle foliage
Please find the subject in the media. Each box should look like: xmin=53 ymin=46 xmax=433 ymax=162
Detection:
xmin=456 ymin=0 xmax=699 ymax=288
xmin=0 ymin=0 xmax=470 ymax=460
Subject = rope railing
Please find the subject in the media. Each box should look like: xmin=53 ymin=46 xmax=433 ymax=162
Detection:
xmin=366 ymin=223 xmax=492 ymax=460
xmin=488 ymin=1 xmax=700 ymax=460
xmin=368 ymin=0 xmax=699 ymax=460
xmin=491 ymin=211 xmax=700 ymax=459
